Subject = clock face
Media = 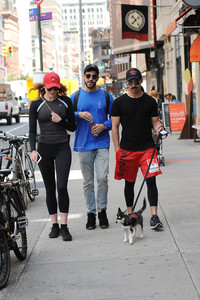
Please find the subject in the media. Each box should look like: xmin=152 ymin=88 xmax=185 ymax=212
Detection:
xmin=125 ymin=10 xmax=146 ymax=31
xmin=182 ymin=0 xmax=200 ymax=8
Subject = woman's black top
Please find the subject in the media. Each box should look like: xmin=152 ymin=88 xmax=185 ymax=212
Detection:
xmin=29 ymin=96 xmax=76 ymax=151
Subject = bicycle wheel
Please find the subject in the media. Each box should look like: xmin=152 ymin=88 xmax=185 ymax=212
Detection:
xmin=0 ymin=229 xmax=11 ymax=290
xmin=8 ymin=189 xmax=27 ymax=261
xmin=25 ymin=154 xmax=37 ymax=201
xmin=16 ymin=160 xmax=27 ymax=209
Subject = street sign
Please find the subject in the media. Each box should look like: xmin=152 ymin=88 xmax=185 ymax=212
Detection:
xmin=41 ymin=19 xmax=53 ymax=28
xmin=33 ymin=0 xmax=44 ymax=5
xmin=29 ymin=12 xmax=52 ymax=22
xmin=29 ymin=8 xmax=38 ymax=15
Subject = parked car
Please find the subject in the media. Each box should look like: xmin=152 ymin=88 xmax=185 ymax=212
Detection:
xmin=18 ymin=98 xmax=30 ymax=115
xmin=0 ymin=83 xmax=20 ymax=125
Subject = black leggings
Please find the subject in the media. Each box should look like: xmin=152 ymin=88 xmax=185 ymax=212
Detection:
xmin=124 ymin=176 xmax=158 ymax=208
xmin=38 ymin=142 xmax=71 ymax=215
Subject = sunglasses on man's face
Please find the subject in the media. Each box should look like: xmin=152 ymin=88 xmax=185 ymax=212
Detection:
xmin=47 ymin=87 xmax=59 ymax=91
xmin=85 ymin=74 xmax=98 ymax=80
xmin=127 ymin=80 xmax=140 ymax=86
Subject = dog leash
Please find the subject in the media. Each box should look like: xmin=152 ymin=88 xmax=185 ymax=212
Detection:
xmin=132 ymin=130 xmax=168 ymax=212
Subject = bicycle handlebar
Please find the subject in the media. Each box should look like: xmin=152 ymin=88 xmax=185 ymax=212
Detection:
xmin=0 ymin=131 xmax=29 ymax=143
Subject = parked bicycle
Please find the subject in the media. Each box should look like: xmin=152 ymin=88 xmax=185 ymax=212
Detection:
xmin=0 ymin=166 xmax=28 ymax=290
xmin=0 ymin=131 xmax=39 ymax=209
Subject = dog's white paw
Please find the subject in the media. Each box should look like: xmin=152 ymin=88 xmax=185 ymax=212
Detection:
xmin=140 ymin=234 xmax=144 ymax=239
xmin=123 ymin=239 xmax=128 ymax=243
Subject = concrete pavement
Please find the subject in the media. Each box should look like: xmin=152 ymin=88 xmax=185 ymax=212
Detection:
xmin=1 ymin=132 xmax=200 ymax=300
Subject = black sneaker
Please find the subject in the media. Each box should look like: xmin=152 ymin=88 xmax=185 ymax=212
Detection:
xmin=49 ymin=224 xmax=60 ymax=238
xmin=60 ymin=225 xmax=72 ymax=241
xmin=86 ymin=213 xmax=96 ymax=230
xmin=98 ymin=209 xmax=109 ymax=229
xmin=150 ymin=215 xmax=163 ymax=230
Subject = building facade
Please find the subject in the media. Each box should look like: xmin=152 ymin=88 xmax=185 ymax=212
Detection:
xmin=62 ymin=0 xmax=109 ymax=53
xmin=1 ymin=7 xmax=19 ymax=80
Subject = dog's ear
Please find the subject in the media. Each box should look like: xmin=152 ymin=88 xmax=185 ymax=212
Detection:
xmin=118 ymin=207 xmax=121 ymax=213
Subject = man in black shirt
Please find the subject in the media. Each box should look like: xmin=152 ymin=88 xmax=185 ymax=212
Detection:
xmin=111 ymin=68 xmax=165 ymax=230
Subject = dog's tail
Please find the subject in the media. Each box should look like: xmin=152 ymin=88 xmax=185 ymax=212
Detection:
xmin=137 ymin=198 xmax=146 ymax=214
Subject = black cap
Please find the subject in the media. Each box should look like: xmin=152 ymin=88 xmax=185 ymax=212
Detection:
xmin=126 ymin=68 xmax=142 ymax=81
xmin=84 ymin=64 xmax=99 ymax=75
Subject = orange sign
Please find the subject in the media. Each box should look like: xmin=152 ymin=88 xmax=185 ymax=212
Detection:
xmin=169 ymin=103 xmax=186 ymax=131
xmin=190 ymin=35 xmax=200 ymax=62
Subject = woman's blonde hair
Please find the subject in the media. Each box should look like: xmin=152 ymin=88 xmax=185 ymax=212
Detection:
xmin=28 ymin=83 xmax=68 ymax=100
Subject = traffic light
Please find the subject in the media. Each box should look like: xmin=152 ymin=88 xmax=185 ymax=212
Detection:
xmin=8 ymin=46 xmax=13 ymax=57
xmin=86 ymin=50 xmax=92 ymax=64
xmin=3 ymin=46 xmax=8 ymax=57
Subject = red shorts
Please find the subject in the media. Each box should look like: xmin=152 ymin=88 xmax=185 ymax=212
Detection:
xmin=115 ymin=148 xmax=162 ymax=182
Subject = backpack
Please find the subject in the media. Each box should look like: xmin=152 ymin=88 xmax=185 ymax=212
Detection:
xmin=74 ymin=89 xmax=110 ymax=118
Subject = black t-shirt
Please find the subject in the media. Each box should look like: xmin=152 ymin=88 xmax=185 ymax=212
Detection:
xmin=111 ymin=93 xmax=158 ymax=151
xmin=29 ymin=96 xmax=76 ymax=151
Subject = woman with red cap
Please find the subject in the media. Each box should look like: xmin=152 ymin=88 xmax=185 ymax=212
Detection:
xmin=29 ymin=72 xmax=76 ymax=241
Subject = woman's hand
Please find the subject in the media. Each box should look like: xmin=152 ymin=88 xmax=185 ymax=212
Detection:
xmin=51 ymin=111 xmax=61 ymax=123
xmin=31 ymin=150 xmax=38 ymax=163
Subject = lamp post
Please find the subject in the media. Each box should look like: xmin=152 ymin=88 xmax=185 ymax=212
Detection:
xmin=79 ymin=0 xmax=84 ymax=86
xmin=33 ymin=0 xmax=44 ymax=71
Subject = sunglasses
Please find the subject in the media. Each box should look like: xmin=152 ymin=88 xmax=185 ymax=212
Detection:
xmin=47 ymin=87 xmax=59 ymax=91
xmin=127 ymin=80 xmax=140 ymax=86
xmin=85 ymin=74 xmax=98 ymax=80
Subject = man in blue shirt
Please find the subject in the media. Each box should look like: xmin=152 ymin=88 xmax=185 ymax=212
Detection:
xmin=70 ymin=64 xmax=114 ymax=230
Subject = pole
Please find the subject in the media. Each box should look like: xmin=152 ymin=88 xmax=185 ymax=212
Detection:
xmin=79 ymin=0 xmax=84 ymax=86
xmin=37 ymin=5 xmax=43 ymax=71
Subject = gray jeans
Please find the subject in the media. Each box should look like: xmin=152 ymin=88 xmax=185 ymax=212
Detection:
xmin=78 ymin=148 xmax=109 ymax=214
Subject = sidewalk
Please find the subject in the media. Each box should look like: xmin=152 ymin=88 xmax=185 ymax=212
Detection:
xmin=1 ymin=133 xmax=200 ymax=300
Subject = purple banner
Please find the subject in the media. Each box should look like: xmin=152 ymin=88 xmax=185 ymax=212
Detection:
xmin=29 ymin=12 xmax=52 ymax=22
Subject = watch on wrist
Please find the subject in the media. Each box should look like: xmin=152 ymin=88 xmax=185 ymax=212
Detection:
xmin=103 ymin=124 xmax=107 ymax=129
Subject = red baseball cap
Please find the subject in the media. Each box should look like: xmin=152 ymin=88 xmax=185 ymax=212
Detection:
xmin=43 ymin=72 xmax=61 ymax=89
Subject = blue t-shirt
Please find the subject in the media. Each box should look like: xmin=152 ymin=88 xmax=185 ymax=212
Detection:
xmin=70 ymin=89 xmax=114 ymax=151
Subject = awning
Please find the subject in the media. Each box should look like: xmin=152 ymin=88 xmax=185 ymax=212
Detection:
xmin=190 ymin=34 xmax=200 ymax=62
xmin=166 ymin=7 xmax=192 ymax=36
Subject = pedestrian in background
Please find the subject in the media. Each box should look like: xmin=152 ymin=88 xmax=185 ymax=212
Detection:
xmin=70 ymin=64 xmax=114 ymax=230
xmin=150 ymin=89 xmax=158 ymax=104
xmin=171 ymin=95 xmax=180 ymax=103
xmin=164 ymin=93 xmax=172 ymax=102
xmin=111 ymin=68 xmax=165 ymax=230
xmin=29 ymin=72 xmax=76 ymax=241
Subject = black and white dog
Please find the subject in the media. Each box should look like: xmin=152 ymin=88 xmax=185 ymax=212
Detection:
xmin=116 ymin=198 xmax=146 ymax=245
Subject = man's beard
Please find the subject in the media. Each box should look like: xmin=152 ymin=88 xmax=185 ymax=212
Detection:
xmin=85 ymin=80 xmax=96 ymax=89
